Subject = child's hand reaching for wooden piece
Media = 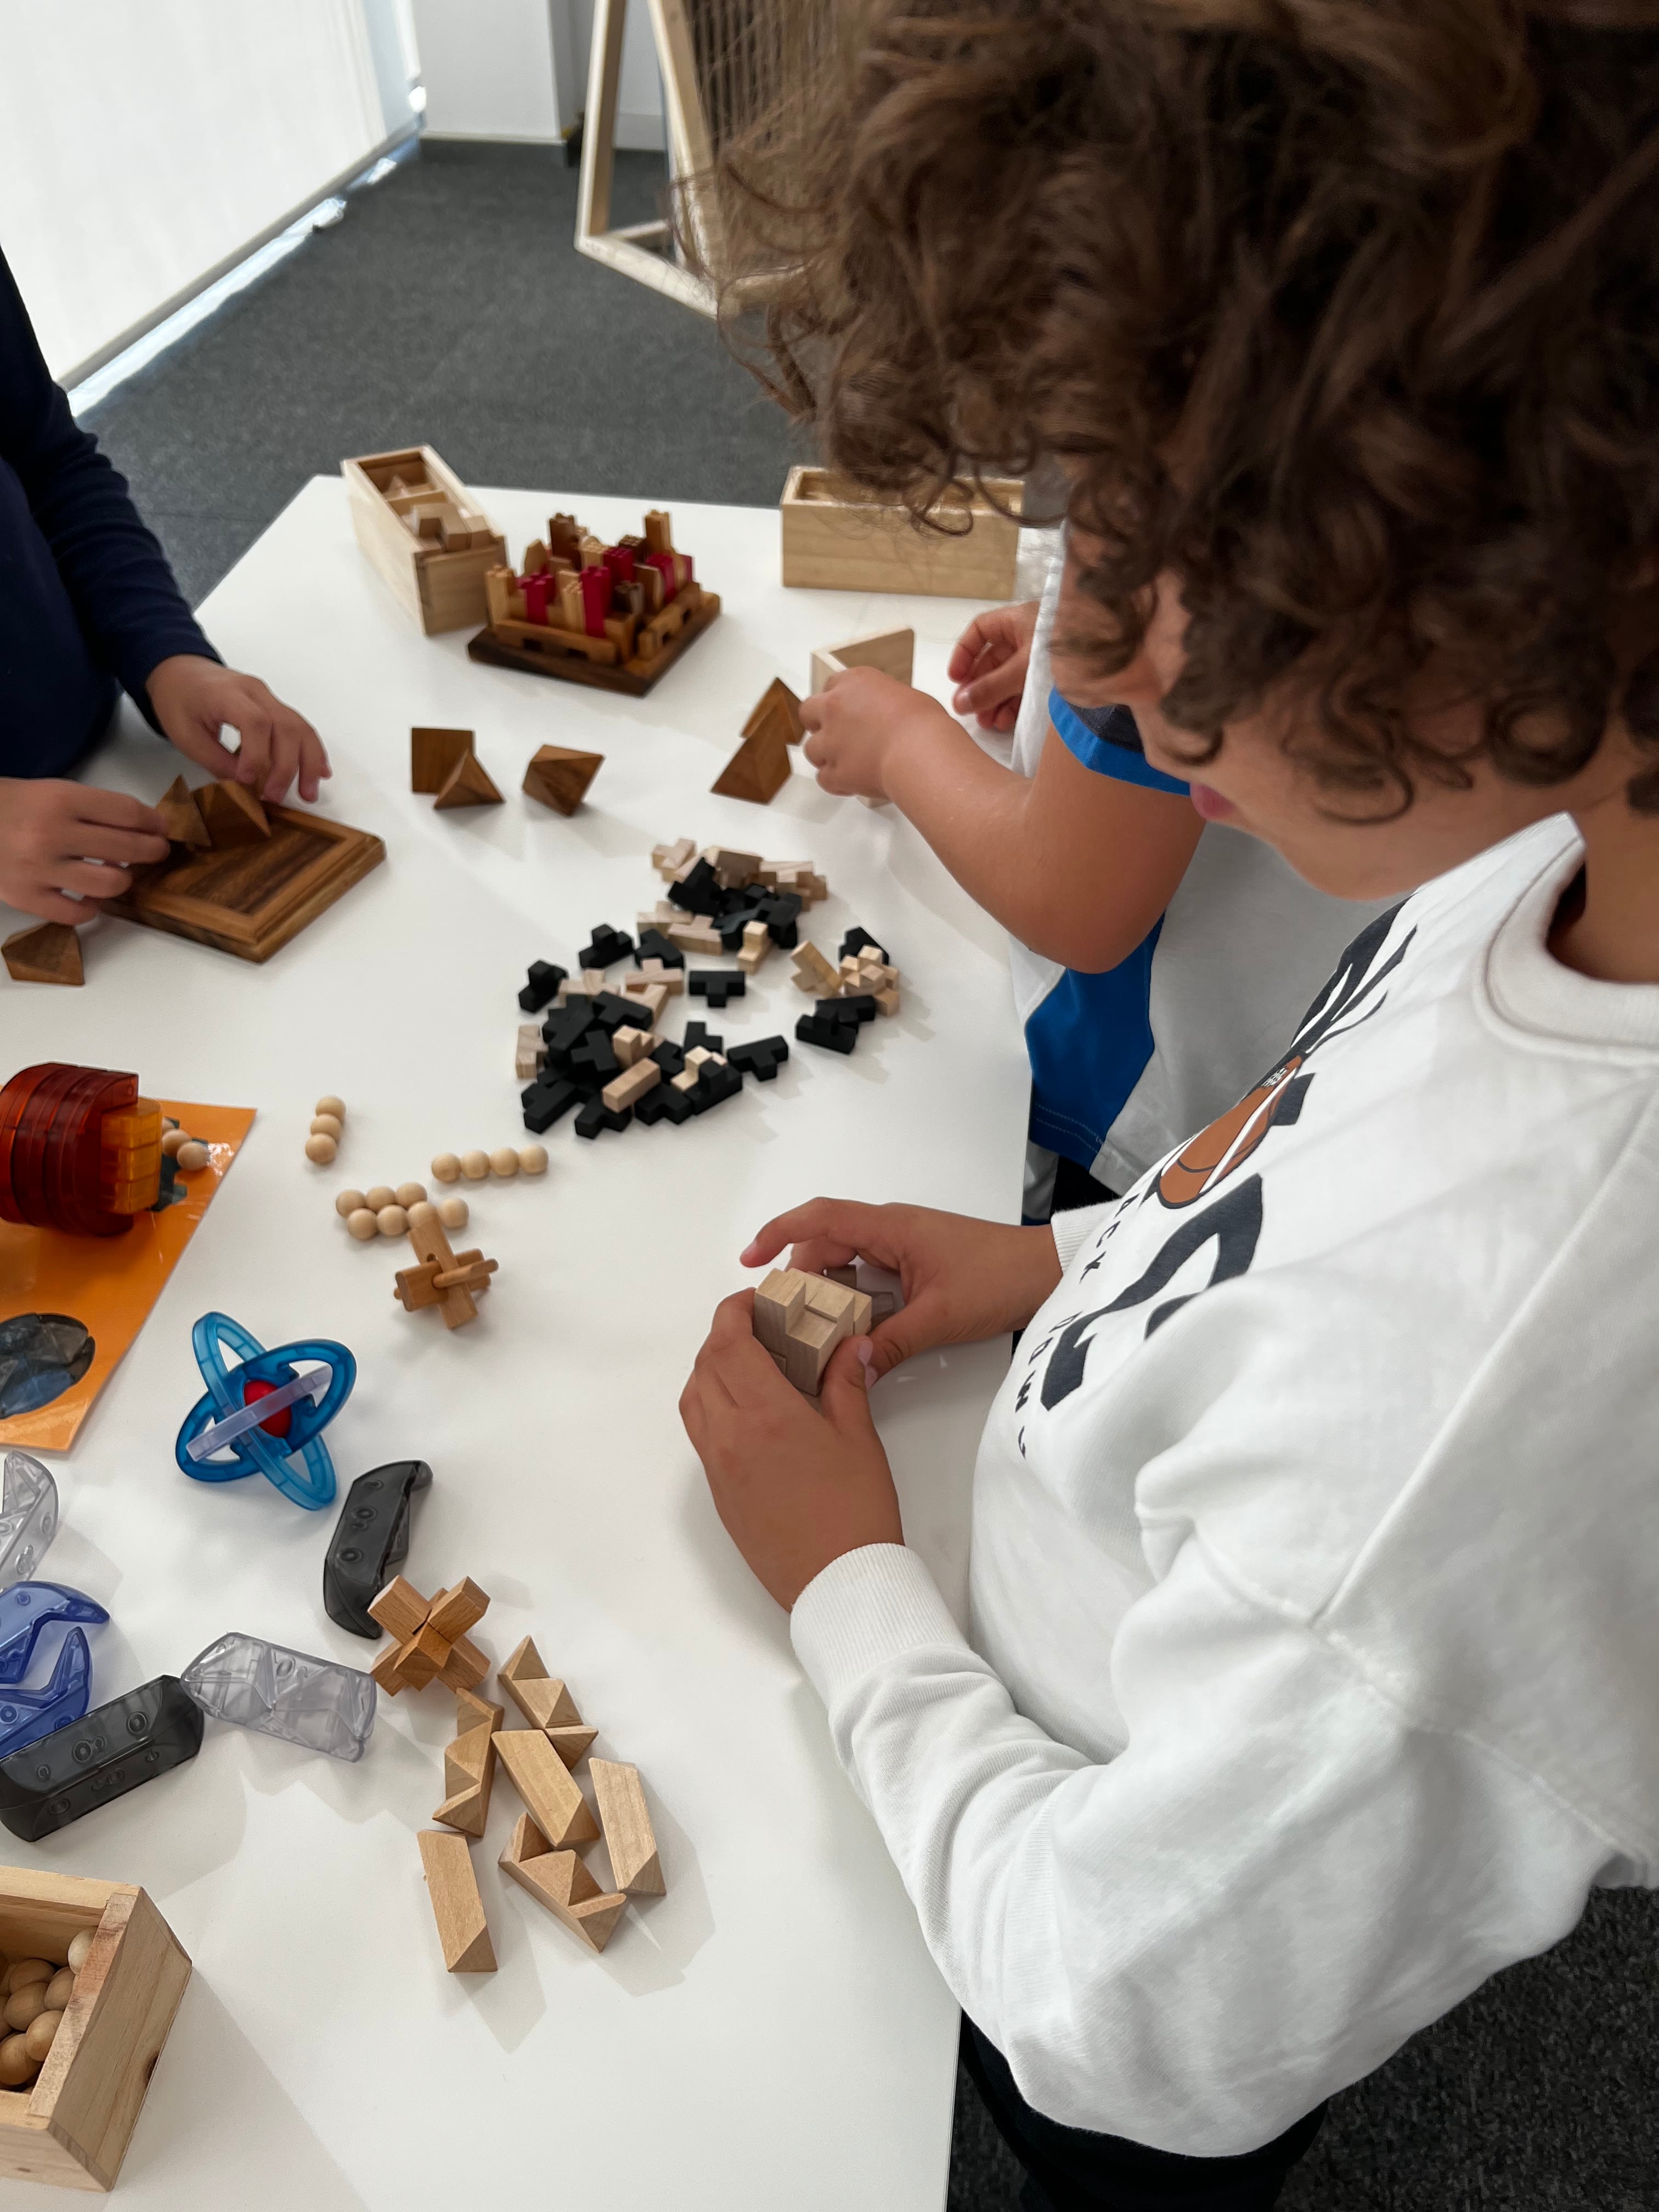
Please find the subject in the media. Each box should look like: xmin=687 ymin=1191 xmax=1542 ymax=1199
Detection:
xmin=741 ymin=1199 xmax=1064 ymax=1381
xmin=146 ymin=656 xmax=331 ymax=806
xmin=0 ymin=778 xmax=168 ymax=924
xmin=798 ymin=667 xmax=962 ymax=802
xmin=680 ymin=1291 xmax=902 ymax=1611
xmin=948 ymin=598 xmax=1040 ymax=732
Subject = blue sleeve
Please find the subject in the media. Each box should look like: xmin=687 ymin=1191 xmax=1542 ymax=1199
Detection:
xmin=1049 ymin=690 xmax=1189 ymax=796
xmin=0 ymin=244 xmax=217 ymax=733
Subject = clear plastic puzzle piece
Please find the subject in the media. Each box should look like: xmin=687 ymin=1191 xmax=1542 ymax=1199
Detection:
xmin=182 ymin=1632 xmax=376 ymax=1762
xmin=0 ymin=1453 xmax=58 ymax=1589
xmin=0 ymin=1582 xmax=108 ymax=1684
xmin=0 ymin=1628 xmax=91 ymax=1760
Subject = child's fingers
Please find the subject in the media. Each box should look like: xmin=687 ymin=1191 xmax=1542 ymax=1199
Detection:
xmin=948 ymin=614 xmax=1012 ymax=684
xmin=223 ymin=704 xmax=273 ymax=789
xmin=296 ymin=726 xmax=331 ymax=805
xmin=741 ymin=1198 xmax=881 ymax=1271
xmin=23 ymin=889 xmax=104 ymax=927
xmin=819 ymin=1338 xmax=880 ymax=1435
xmin=52 ymin=859 xmax=137 ymax=902
xmin=62 ymin=820 xmax=170 ymax=869
xmin=71 ymin=788 xmax=168 ymax=837
xmin=953 ymin=651 xmax=1029 ymax=720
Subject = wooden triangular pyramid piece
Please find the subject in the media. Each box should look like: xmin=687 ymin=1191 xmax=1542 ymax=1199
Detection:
xmin=712 ymin=715 xmax=791 ymax=805
xmin=434 ymin=1687 xmax=505 ymax=1836
xmin=433 ymin=746 xmax=504 ymax=810
xmin=498 ymin=1636 xmax=583 ymax=1733
xmin=155 ymin=774 xmax=211 ymax=848
xmin=743 ymin=678 xmax=803 ymax=743
xmin=195 ymin=779 xmax=270 ymax=848
xmin=498 ymin=1814 xmax=627 ymax=1953
xmin=2 ymin=922 xmax=83 ymax=987
xmin=522 ymin=744 xmax=604 ymax=816
xmin=411 ymin=727 xmax=475 ymax=794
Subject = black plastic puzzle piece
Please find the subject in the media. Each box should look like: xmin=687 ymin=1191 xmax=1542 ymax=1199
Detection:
xmin=796 ymin=1013 xmax=857 ymax=1054
xmin=577 ymin=925 xmax=634 ymax=971
xmin=324 ymin=1460 xmax=433 ymax=1639
xmin=591 ymin=991 xmax=655 ymax=1035
xmin=569 ymin=1033 xmax=620 ymax=1086
xmin=684 ymin=1021 xmax=724 ymax=1056
xmin=651 ymin=1039 xmax=687 ymax=1079
xmin=667 ymin=858 xmax=720 ymax=915
xmin=635 ymin=928 xmax=685 ymax=969
xmin=757 ymin=892 xmax=803 ymax=949
xmin=689 ymin=972 xmax=746 ymax=1007
xmin=0 ymin=1675 xmax=204 ymax=1842
xmin=839 ymin=927 xmax=889 ymax=964
xmin=523 ymin=1078 xmax=580 ymax=1132
xmin=541 ymin=1001 xmax=595 ymax=1052
xmin=687 ymin=1062 xmax=744 ymax=1114
xmin=636 ymin=1084 xmax=694 ymax=1127
xmin=727 ymin=1036 xmax=790 ymax=1081
xmin=575 ymin=1095 xmax=633 ymax=1139
xmin=717 ymin=907 xmax=766 ymax=954
xmin=817 ymin=994 xmax=877 ymax=1025
xmin=518 ymin=960 xmax=568 ymax=1013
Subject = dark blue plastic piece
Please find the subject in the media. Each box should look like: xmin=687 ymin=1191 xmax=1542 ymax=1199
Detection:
xmin=0 ymin=1629 xmax=91 ymax=1760
xmin=175 ymin=1312 xmax=356 ymax=1511
xmin=0 ymin=1582 xmax=108 ymax=1684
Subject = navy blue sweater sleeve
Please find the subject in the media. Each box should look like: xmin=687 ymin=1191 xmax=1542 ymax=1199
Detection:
xmin=0 ymin=244 xmax=217 ymax=776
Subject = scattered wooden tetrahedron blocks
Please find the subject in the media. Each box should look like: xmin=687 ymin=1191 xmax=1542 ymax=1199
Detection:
xmin=754 ymin=1267 xmax=874 ymax=1395
xmin=711 ymin=679 xmax=803 ymax=805
xmin=2 ymin=922 xmax=83 ymax=987
xmin=418 ymin=1828 xmax=497 ymax=1972
xmin=499 ymin=1814 xmax=627 ymax=1953
xmin=369 ymin=1573 xmax=492 ymax=1695
xmin=394 ymin=1211 xmax=498 ymax=1330
xmin=434 ymin=1686 xmax=505 ymax=1836
xmin=522 ymin=743 xmax=603 ymax=815
xmin=411 ymin=726 xmax=505 ymax=810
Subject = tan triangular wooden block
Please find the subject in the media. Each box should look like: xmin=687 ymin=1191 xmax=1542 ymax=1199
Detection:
xmin=2 ymin=922 xmax=83 ymax=987
xmin=498 ymin=1637 xmax=583 ymax=1731
xmin=433 ymin=747 xmax=504 ymax=810
xmin=499 ymin=1814 xmax=627 ymax=1953
xmin=546 ymin=1724 xmax=599 ymax=1769
xmin=196 ymin=780 xmax=270 ymax=848
xmin=155 ymin=774 xmax=211 ymax=848
xmin=418 ymin=1829 xmax=496 ymax=1972
xmin=522 ymin=744 xmax=604 ymax=816
xmin=492 ymin=1728 xmax=600 ymax=1847
xmin=590 ymin=1757 xmax=665 ymax=1896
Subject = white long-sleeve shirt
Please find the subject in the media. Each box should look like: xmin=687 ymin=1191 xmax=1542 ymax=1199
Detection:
xmin=792 ymin=815 xmax=1659 ymax=2155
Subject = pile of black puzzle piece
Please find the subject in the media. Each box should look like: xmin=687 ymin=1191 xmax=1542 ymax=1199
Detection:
xmin=668 ymin=860 xmax=803 ymax=952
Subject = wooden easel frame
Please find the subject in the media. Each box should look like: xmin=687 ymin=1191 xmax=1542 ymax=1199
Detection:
xmin=575 ymin=0 xmax=718 ymax=317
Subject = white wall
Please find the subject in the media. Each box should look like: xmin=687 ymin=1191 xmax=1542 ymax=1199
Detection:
xmin=414 ymin=0 xmax=663 ymax=151
xmin=0 ymin=0 xmax=417 ymax=383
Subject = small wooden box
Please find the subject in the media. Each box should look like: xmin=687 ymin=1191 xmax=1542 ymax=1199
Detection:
xmin=342 ymin=445 xmax=509 ymax=635
xmin=779 ymin=466 xmax=1024 ymax=600
xmin=0 ymin=1869 xmax=190 ymax=2192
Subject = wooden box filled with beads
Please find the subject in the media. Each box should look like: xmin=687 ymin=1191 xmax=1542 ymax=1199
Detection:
xmin=0 ymin=1867 xmax=189 ymax=2191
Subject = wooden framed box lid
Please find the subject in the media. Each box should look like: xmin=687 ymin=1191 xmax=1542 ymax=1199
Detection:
xmin=106 ymin=807 xmax=385 ymax=964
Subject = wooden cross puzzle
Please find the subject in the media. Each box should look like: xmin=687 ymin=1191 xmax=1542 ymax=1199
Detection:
xmin=368 ymin=1574 xmax=490 ymax=1695
xmin=394 ymin=1214 xmax=498 ymax=1330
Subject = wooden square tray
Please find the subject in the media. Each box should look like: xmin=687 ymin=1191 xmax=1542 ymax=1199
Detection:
xmin=106 ymin=806 xmax=385 ymax=964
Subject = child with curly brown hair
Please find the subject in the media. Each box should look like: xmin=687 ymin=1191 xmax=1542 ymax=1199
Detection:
xmin=680 ymin=5 xmax=1659 ymax=2208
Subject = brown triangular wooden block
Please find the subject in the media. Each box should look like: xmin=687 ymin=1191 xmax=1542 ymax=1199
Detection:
xmin=433 ymin=747 xmax=504 ymax=810
xmin=712 ymin=721 xmax=791 ymax=804
xmin=742 ymin=678 xmax=803 ymax=743
xmin=196 ymin=780 xmax=270 ymax=848
xmin=2 ymin=922 xmax=82 ymax=987
xmin=522 ymin=744 xmax=604 ymax=816
xmin=411 ymin=726 xmax=475 ymax=794
xmin=498 ymin=1814 xmax=627 ymax=1952
xmin=155 ymin=774 xmax=211 ymax=848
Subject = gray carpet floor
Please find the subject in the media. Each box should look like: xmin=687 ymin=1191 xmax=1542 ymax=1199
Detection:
xmin=79 ymin=139 xmax=1659 ymax=2212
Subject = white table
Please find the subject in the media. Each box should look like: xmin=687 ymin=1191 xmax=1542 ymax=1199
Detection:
xmin=0 ymin=483 xmax=1036 ymax=2208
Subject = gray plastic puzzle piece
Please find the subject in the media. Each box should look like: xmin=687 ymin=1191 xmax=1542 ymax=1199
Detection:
xmin=182 ymin=1632 xmax=376 ymax=1763
xmin=0 ymin=1454 xmax=58 ymax=1590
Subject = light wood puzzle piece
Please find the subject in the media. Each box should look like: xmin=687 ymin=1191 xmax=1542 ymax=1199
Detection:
xmin=2 ymin=922 xmax=83 ymax=987
xmin=434 ymin=1687 xmax=505 ymax=1836
xmin=497 ymin=1638 xmax=599 ymax=1764
xmin=418 ymin=1829 xmax=496 ymax=1972
xmin=493 ymin=1728 xmax=601 ymax=1848
xmin=754 ymin=1268 xmax=875 ymax=1396
xmin=522 ymin=743 xmax=604 ymax=815
xmin=395 ymin=1212 xmax=498 ymax=1330
xmin=590 ymin=1758 xmax=664 ymax=1896
xmin=369 ymin=1575 xmax=492 ymax=1696
xmin=499 ymin=1814 xmax=627 ymax=1953
xmin=809 ymin=625 xmax=915 ymax=696
xmin=790 ymin=943 xmax=840 ymax=996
